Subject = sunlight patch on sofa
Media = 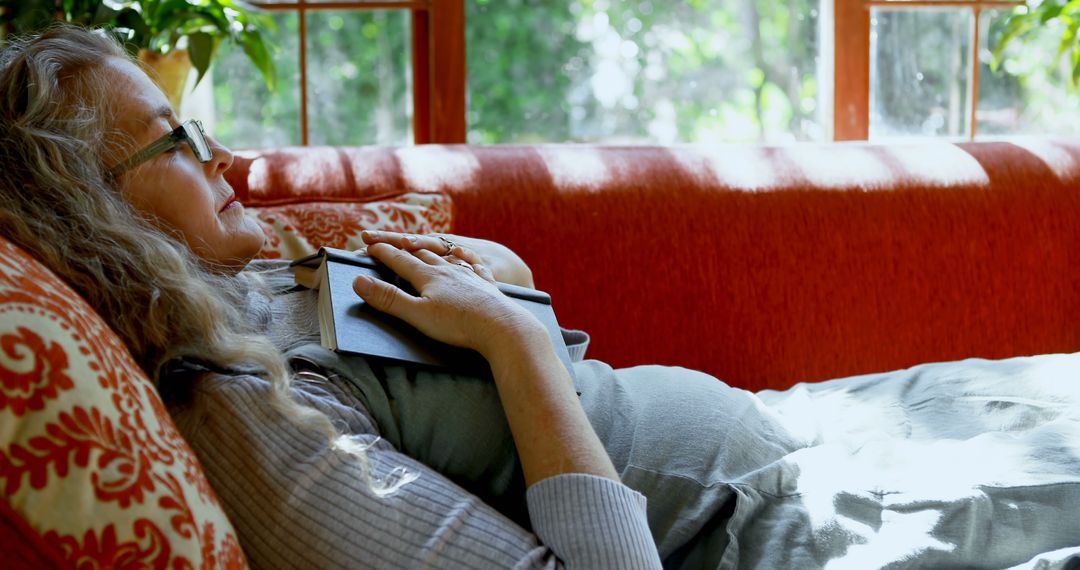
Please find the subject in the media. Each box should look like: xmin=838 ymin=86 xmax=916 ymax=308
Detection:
xmin=672 ymin=146 xmax=781 ymax=190
xmin=882 ymin=144 xmax=990 ymax=187
xmin=537 ymin=146 xmax=611 ymax=190
xmin=241 ymin=147 xmax=386 ymax=195
xmin=786 ymin=146 xmax=898 ymax=190
xmin=1009 ymin=137 xmax=1080 ymax=180
xmin=394 ymin=146 xmax=480 ymax=192
xmin=241 ymin=155 xmax=268 ymax=190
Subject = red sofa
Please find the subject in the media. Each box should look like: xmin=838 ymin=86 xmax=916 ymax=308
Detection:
xmin=226 ymin=139 xmax=1080 ymax=393
xmin=4 ymin=138 xmax=1080 ymax=567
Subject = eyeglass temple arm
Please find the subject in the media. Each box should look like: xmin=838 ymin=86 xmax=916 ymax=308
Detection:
xmin=109 ymin=132 xmax=183 ymax=176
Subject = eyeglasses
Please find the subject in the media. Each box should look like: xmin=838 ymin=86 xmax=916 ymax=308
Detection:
xmin=109 ymin=119 xmax=213 ymax=177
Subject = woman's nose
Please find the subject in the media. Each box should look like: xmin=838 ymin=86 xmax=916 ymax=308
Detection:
xmin=207 ymin=135 xmax=234 ymax=176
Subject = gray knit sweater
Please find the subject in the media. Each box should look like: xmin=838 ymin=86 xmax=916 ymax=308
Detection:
xmin=168 ymin=264 xmax=662 ymax=569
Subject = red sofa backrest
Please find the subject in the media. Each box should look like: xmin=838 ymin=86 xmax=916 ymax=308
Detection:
xmin=226 ymin=140 xmax=1080 ymax=391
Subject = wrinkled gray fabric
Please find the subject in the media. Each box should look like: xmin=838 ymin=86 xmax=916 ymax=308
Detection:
xmin=171 ymin=372 xmax=662 ymax=569
xmin=243 ymin=261 xmax=1080 ymax=569
xmin=747 ymin=353 xmax=1080 ymax=569
xmin=284 ymin=343 xmax=803 ymax=568
xmin=287 ymin=342 xmax=531 ymax=523
xmin=573 ymin=361 xmax=806 ymax=567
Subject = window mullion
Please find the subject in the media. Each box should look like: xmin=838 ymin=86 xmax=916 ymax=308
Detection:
xmin=299 ymin=5 xmax=309 ymax=146
xmin=969 ymin=5 xmax=981 ymax=140
xmin=428 ymin=0 xmax=466 ymax=143
xmin=835 ymin=0 xmax=871 ymax=140
xmin=412 ymin=9 xmax=431 ymax=144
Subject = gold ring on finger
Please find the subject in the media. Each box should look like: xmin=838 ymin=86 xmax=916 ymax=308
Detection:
xmin=436 ymin=235 xmax=458 ymax=257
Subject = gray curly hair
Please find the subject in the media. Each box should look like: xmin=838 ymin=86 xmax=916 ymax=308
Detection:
xmin=0 ymin=26 xmax=336 ymax=437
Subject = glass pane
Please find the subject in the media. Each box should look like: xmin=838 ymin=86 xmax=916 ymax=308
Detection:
xmin=306 ymin=9 xmax=413 ymax=146
xmin=466 ymin=0 xmax=825 ymax=144
xmin=308 ymin=0 xmax=414 ymax=3
xmin=255 ymin=0 xmax=414 ymax=3
xmin=977 ymin=8 xmax=1080 ymax=137
xmin=869 ymin=8 xmax=973 ymax=139
xmin=189 ymin=11 xmax=301 ymax=149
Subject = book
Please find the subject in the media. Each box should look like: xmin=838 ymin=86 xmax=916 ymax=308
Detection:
xmin=290 ymin=247 xmax=576 ymax=378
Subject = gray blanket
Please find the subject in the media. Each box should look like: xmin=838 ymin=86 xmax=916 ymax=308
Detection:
xmin=749 ymin=352 xmax=1080 ymax=569
xmin=250 ymin=262 xmax=1080 ymax=568
xmin=291 ymin=342 xmax=1080 ymax=569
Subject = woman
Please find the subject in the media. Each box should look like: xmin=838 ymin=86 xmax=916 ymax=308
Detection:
xmin=7 ymin=25 xmax=1079 ymax=570
xmin=0 ymin=25 xmax=789 ymax=569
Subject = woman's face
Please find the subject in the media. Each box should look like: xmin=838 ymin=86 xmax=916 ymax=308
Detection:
xmin=103 ymin=57 xmax=264 ymax=271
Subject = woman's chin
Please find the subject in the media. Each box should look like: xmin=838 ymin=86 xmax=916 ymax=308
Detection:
xmin=197 ymin=221 xmax=266 ymax=273
xmin=235 ymin=235 xmax=267 ymax=270
xmin=236 ymin=215 xmax=268 ymax=258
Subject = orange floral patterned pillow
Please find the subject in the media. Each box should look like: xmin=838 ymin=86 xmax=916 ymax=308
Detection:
xmin=0 ymin=236 xmax=247 ymax=569
xmin=249 ymin=191 xmax=453 ymax=260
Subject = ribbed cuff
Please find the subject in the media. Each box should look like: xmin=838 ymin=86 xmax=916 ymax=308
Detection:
xmin=560 ymin=328 xmax=590 ymax=362
xmin=527 ymin=474 xmax=661 ymax=569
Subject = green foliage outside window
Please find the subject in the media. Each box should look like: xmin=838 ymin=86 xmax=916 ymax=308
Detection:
xmin=207 ymin=9 xmax=410 ymax=148
xmin=0 ymin=0 xmax=275 ymax=89
xmin=984 ymin=2 xmax=1080 ymax=135
xmin=466 ymin=0 xmax=822 ymax=144
xmin=198 ymin=0 xmax=1079 ymax=148
xmin=992 ymin=0 xmax=1080 ymax=85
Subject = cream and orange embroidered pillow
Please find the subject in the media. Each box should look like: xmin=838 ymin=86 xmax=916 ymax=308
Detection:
xmin=0 ymin=236 xmax=247 ymax=569
xmin=249 ymin=192 xmax=453 ymax=260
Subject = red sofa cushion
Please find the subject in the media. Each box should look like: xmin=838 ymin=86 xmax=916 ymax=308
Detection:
xmin=226 ymin=147 xmax=455 ymax=260
xmin=226 ymin=146 xmax=453 ymax=205
xmin=247 ymin=193 xmax=452 ymax=260
xmin=0 ymin=235 xmax=248 ymax=569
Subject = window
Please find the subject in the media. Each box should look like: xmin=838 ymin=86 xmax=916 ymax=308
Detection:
xmin=869 ymin=8 xmax=975 ymax=139
xmin=185 ymin=0 xmax=463 ymax=149
xmin=466 ymin=0 xmax=827 ymax=144
xmin=187 ymin=0 xmax=1075 ymax=147
xmin=837 ymin=0 xmax=1080 ymax=141
xmin=977 ymin=7 xmax=1080 ymax=136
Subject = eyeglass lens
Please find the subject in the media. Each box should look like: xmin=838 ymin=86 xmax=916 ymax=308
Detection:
xmin=182 ymin=120 xmax=212 ymax=162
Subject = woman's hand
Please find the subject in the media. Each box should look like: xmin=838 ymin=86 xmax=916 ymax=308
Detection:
xmin=352 ymin=242 xmax=543 ymax=357
xmin=360 ymin=230 xmax=535 ymax=289
xmin=356 ymin=242 xmax=620 ymax=486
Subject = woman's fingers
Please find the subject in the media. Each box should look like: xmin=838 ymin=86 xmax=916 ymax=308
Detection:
xmin=354 ymin=244 xmax=441 ymax=327
xmin=412 ymin=248 xmax=446 ymax=265
xmin=362 ymin=230 xmax=485 ymax=267
xmin=369 ymin=242 xmax=487 ymax=289
xmin=400 ymin=241 xmax=487 ymax=282
xmin=365 ymin=243 xmax=434 ymax=287
xmin=361 ymin=230 xmax=536 ymax=289
xmin=362 ymin=230 xmax=451 ymax=255
xmin=361 ymin=229 xmax=412 ymax=248
xmin=471 ymin=263 xmax=496 ymax=284
xmin=445 ymin=245 xmax=481 ymax=265
xmin=355 ymin=241 xmax=529 ymax=353
xmin=363 ymin=230 xmax=478 ymax=264
xmin=352 ymin=273 xmax=421 ymax=323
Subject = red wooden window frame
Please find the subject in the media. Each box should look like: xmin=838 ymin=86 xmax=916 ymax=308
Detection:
xmin=252 ymin=0 xmax=465 ymax=145
xmin=256 ymin=0 xmax=1030 ymax=145
xmin=833 ymin=0 xmax=1024 ymax=141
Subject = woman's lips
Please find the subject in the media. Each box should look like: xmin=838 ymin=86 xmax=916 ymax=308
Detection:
xmin=219 ymin=194 xmax=239 ymax=213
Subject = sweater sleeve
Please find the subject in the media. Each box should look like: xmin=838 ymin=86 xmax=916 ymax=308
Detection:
xmin=560 ymin=328 xmax=590 ymax=363
xmin=529 ymin=474 xmax=661 ymax=569
xmin=170 ymin=373 xmax=660 ymax=570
